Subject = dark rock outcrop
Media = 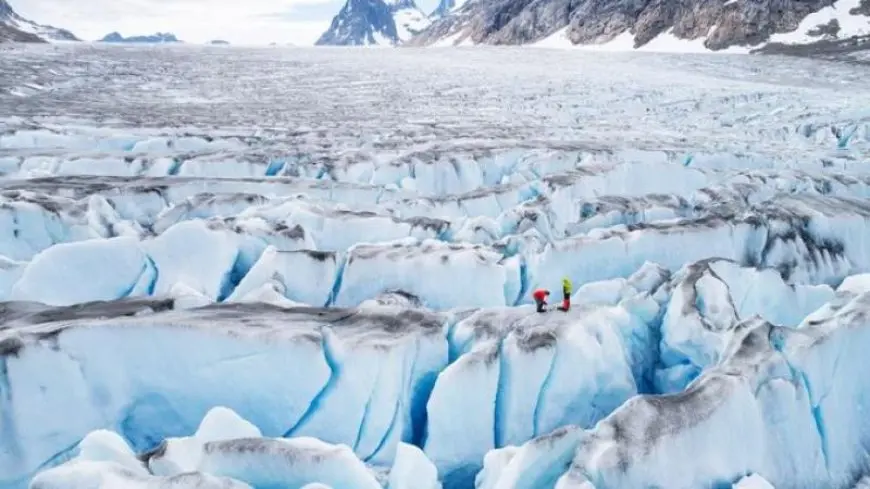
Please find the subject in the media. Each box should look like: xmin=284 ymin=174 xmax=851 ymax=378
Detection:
xmin=852 ymin=0 xmax=870 ymax=15
xmin=752 ymin=33 xmax=870 ymax=64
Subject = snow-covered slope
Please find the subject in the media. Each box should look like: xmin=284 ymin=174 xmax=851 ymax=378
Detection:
xmin=316 ymin=0 xmax=430 ymax=45
xmin=0 ymin=0 xmax=78 ymax=43
xmin=409 ymin=0 xmax=870 ymax=57
xmin=2 ymin=45 xmax=870 ymax=489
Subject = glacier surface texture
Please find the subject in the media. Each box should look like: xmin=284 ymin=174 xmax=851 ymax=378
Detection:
xmin=2 ymin=44 xmax=870 ymax=489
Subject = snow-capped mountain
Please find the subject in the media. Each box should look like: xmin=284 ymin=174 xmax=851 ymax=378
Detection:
xmin=100 ymin=32 xmax=181 ymax=43
xmin=316 ymin=0 xmax=430 ymax=46
xmin=409 ymin=0 xmax=870 ymax=53
xmin=0 ymin=0 xmax=78 ymax=43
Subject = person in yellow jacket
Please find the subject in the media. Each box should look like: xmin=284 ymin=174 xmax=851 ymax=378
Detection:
xmin=559 ymin=277 xmax=572 ymax=311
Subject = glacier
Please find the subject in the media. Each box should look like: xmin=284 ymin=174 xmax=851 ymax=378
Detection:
xmin=2 ymin=44 xmax=870 ymax=489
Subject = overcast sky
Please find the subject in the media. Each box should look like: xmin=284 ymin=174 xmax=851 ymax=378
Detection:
xmin=10 ymin=0 xmax=438 ymax=45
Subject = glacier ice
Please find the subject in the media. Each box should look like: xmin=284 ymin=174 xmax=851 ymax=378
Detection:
xmin=3 ymin=45 xmax=870 ymax=489
xmin=474 ymin=276 xmax=870 ymax=489
xmin=147 ymin=406 xmax=262 ymax=476
xmin=35 ymin=407 xmax=439 ymax=489
xmin=389 ymin=442 xmax=441 ymax=489
xmin=733 ymin=474 xmax=776 ymax=489
xmin=29 ymin=425 xmax=253 ymax=489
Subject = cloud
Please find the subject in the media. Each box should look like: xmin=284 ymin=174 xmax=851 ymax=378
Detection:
xmin=8 ymin=0 xmax=343 ymax=45
xmin=259 ymin=3 xmax=338 ymax=23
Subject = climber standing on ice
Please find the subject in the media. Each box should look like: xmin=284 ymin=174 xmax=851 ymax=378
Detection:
xmin=532 ymin=288 xmax=550 ymax=313
xmin=559 ymin=277 xmax=572 ymax=311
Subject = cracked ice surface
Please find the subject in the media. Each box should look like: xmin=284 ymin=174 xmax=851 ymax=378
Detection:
xmin=2 ymin=44 xmax=870 ymax=489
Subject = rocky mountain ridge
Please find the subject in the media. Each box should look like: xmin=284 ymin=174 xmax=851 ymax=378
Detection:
xmin=0 ymin=0 xmax=78 ymax=43
xmin=407 ymin=0 xmax=870 ymax=55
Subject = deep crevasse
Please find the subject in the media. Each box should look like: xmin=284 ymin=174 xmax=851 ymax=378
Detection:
xmin=2 ymin=254 xmax=852 ymax=489
xmin=477 ymin=275 xmax=870 ymax=489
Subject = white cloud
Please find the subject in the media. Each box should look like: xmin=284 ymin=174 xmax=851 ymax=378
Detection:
xmin=9 ymin=0 xmax=340 ymax=45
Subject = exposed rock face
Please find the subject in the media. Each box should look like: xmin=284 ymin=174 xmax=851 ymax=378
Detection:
xmin=752 ymin=33 xmax=870 ymax=64
xmin=409 ymin=0 xmax=870 ymax=52
xmin=316 ymin=0 xmax=429 ymax=45
xmin=0 ymin=0 xmax=79 ymax=43
xmin=0 ymin=22 xmax=42 ymax=42
xmin=807 ymin=19 xmax=841 ymax=39
xmin=852 ymin=0 xmax=870 ymax=15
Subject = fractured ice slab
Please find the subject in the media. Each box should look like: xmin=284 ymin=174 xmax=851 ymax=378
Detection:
xmin=0 ymin=300 xmax=446 ymax=485
xmin=147 ymin=406 xmax=262 ymax=476
xmin=9 ymin=236 xmax=154 ymax=306
xmin=33 ymin=406 xmax=442 ymax=489
xmin=528 ymin=194 xmax=870 ymax=298
xmin=29 ymin=426 xmax=252 ymax=489
xmin=334 ymin=238 xmax=523 ymax=309
xmin=423 ymin=297 xmax=657 ymax=489
xmin=656 ymin=258 xmax=834 ymax=392
xmin=389 ymin=442 xmax=441 ymax=489
xmin=733 ymin=474 xmax=776 ymax=489
xmin=30 ymin=461 xmax=253 ymax=489
xmin=479 ymin=279 xmax=870 ymax=489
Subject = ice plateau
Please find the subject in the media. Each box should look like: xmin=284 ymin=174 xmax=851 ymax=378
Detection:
xmin=2 ymin=44 xmax=870 ymax=489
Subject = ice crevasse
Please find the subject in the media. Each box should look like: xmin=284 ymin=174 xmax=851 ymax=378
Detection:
xmin=10 ymin=192 xmax=870 ymax=311
xmin=476 ymin=274 xmax=870 ymax=489
xmin=8 ymin=256 xmax=870 ymax=489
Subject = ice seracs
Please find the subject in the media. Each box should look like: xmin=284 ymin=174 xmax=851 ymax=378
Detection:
xmin=4 ymin=43 xmax=870 ymax=489
xmin=476 ymin=274 xmax=870 ymax=489
xmin=33 ymin=407 xmax=440 ymax=489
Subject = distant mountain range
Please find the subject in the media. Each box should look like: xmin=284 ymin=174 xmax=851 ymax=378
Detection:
xmin=0 ymin=0 xmax=79 ymax=43
xmin=2 ymin=0 xmax=869 ymax=61
xmin=315 ymin=0 xmax=870 ymax=58
xmin=99 ymin=32 xmax=181 ymax=43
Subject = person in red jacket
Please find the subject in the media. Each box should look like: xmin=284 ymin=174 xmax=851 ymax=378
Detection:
xmin=532 ymin=288 xmax=550 ymax=313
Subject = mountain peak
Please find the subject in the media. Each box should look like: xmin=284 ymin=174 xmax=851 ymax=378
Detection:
xmin=0 ymin=0 xmax=79 ymax=43
xmin=316 ymin=0 xmax=430 ymax=46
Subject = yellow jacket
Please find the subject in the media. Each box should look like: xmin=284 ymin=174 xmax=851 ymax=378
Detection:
xmin=562 ymin=278 xmax=572 ymax=295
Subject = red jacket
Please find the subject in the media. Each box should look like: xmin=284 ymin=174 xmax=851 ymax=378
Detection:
xmin=532 ymin=289 xmax=549 ymax=301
